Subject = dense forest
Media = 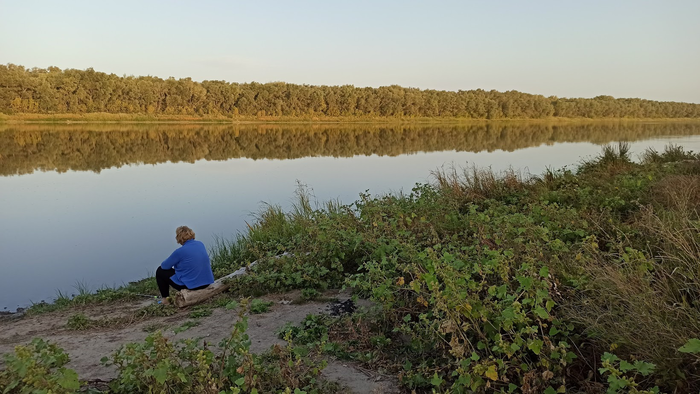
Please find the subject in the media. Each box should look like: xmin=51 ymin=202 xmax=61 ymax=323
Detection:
xmin=1 ymin=64 xmax=699 ymax=119
xmin=2 ymin=122 xmax=699 ymax=176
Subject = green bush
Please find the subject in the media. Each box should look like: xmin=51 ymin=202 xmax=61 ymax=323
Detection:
xmin=249 ymin=299 xmax=273 ymax=314
xmin=0 ymin=338 xmax=80 ymax=394
xmin=301 ymin=288 xmax=320 ymax=300
xmin=277 ymin=314 xmax=331 ymax=346
xmin=105 ymin=330 xmax=220 ymax=393
xmin=188 ymin=305 xmax=213 ymax=319
xmin=598 ymin=352 xmax=659 ymax=394
xmin=65 ymin=313 xmax=94 ymax=330
xmin=105 ymin=311 xmax=334 ymax=394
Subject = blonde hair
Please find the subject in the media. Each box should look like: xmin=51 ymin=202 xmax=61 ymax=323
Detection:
xmin=176 ymin=226 xmax=195 ymax=244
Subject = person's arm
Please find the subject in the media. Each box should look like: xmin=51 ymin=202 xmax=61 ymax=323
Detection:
xmin=160 ymin=248 xmax=181 ymax=270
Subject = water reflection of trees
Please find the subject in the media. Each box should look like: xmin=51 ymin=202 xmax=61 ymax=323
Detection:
xmin=1 ymin=122 xmax=698 ymax=176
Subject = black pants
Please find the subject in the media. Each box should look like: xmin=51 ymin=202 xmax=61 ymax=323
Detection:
xmin=156 ymin=267 xmax=208 ymax=297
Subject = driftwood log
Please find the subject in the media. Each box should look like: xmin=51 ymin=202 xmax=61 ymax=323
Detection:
xmin=174 ymin=252 xmax=293 ymax=308
xmin=174 ymin=262 xmax=257 ymax=308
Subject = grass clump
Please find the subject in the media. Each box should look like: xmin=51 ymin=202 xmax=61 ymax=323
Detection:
xmin=62 ymin=304 xmax=177 ymax=332
xmin=188 ymin=305 xmax=213 ymax=319
xmin=210 ymin=234 xmax=250 ymax=278
xmin=300 ymin=288 xmax=320 ymax=301
xmin=26 ymin=277 xmax=159 ymax=316
xmin=173 ymin=320 xmax=200 ymax=334
xmin=142 ymin=322 xmax=167 ymax=333
xmin=641 ymin=143 xmax=697 ymax=164
xmin=249 ymin=299 xmax=273 ymax=314
xmin=277 ymin=314 xmax=332 ymax=346
xmin=65 ymin=313 xmax=94 ymax=330
xmin=578 ymin=141 xmax=633 ymax=174
xmin=432 ymin=164 xmax=529 ymax=204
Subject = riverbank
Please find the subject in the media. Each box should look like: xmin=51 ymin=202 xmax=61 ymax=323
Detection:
xmin=3 ymin=112 xmax=700 ymax=124
xmin=1 ymin=290 xmax=395 ymax=393
xmin=2 ymin=143 xmax=700 ymax=393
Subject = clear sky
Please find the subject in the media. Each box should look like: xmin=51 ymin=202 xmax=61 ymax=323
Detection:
xmin=1 ymin=0 xmax=699 ymax=103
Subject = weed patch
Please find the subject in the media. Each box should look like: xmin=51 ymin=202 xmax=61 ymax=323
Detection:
xmin=0 ymin=338 xmax=80 ymax=393
xmin=173 ymin=320 xmax=200 ymax=334
xmin=104 ymin=307 xmax=337 ymax=393
xmin=62 ymin=304 xmax=177 ymax=332
xmin=142 ymin=322 xmax=167 ymax=333
xmin=188 ymin=305 xmax=213 ymax=319
xmin=301 ymin=288 xmax=320 ymax=301
xmin=65 ymin=313 xmax=94 ymax=330
xmin=249 ymin=299 xmax=273 ymax=314
xmin=26 ymin=277 xmax=159 ymax=316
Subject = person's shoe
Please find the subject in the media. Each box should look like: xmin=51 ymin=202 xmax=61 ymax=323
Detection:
xmin=161 ymin=298 xmax=171 ymax=306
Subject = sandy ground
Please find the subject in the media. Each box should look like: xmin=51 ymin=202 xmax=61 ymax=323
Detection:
xmin=0 ymin=290 xmax=398 ymax=393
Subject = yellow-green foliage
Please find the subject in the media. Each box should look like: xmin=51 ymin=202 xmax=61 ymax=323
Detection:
xmin=210 ymin=144 xmax=700 ymax=392
xmin=0 ymin=339 xmax=80 ymax=394
xmin=2 ymin=63 xmax=699 ymax=118
xmin=105 ymin=309 xmax=335 ymax=394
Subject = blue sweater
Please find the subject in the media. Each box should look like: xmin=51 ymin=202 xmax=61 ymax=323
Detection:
xmin=160 ymin=239 xmax=215 ymax=289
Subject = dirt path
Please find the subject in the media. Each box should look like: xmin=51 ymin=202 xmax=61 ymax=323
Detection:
xmin=0 ymin=291 xmax=398 ymax=393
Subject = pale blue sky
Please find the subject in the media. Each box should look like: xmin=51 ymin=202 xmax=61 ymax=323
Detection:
xmin=1 ymin=0 xmax=699 ymax=103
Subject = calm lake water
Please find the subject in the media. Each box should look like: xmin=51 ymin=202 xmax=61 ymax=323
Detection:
xmin=1 ymin=121 xmax=700 ymax=311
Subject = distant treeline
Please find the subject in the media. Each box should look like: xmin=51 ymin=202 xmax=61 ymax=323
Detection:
xmin=2 ymin=122 xmax=699 ymax=176
xmin=1 ymin=64 xmax=699 ymax=119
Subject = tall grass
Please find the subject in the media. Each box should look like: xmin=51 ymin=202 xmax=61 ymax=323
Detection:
xmin=431 ymin=163 xmax=529 ymax=203
xmin=209 ymin=234 xmax=249 ymax=278
xmin=209 ymin=183 xmax=346 ymax=280
xmin=641 ymin=144 xmax=697 ymax=164
xmin=557 ymin=146 xmax=700 ymax=388
xmin=73 ymin=280 xmax=91 ymax=297
xmin=563 ymin=210 xmax=700 ymax=385
xmin=578 ymin=141 xmax=633 ymax=174
xmin=26 ymin=277 xmax=159 ymax=315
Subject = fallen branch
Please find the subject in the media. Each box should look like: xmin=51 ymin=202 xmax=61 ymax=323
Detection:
xmin=174 ymin=252 xmax=293 ymax=308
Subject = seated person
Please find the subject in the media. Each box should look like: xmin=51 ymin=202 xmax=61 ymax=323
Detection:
xmin=156 ymin=226 xmax=214 ymax=303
